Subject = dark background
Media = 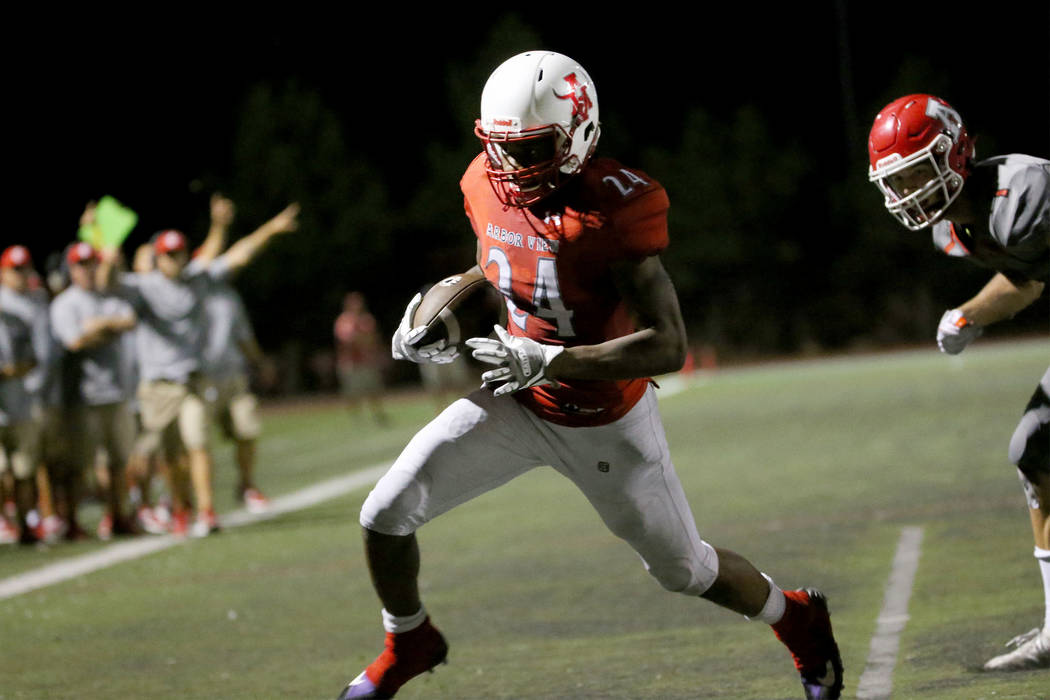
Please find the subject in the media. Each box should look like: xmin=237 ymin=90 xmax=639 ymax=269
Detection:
xmin=10 ymin=5 xmax=1049 ymax=392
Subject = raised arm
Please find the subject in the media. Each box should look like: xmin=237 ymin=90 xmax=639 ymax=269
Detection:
xmin=193 ymin=194 xmax=236 ymax=264
xmin=222 ymin=203 xmax=300 ymax=272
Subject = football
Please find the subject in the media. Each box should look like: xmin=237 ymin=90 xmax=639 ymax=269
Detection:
xmin=410 ymin=270 xmax=501 ymax=350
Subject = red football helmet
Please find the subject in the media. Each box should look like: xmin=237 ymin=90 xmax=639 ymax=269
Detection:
xmin=475 ymin=51 xmax=600 ymax=208
xmin=868 ymin=94 xmax=975 ymax=230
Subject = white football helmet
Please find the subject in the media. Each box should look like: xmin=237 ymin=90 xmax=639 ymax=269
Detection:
xmin=475 ymin=51 xmax=600 ymax=207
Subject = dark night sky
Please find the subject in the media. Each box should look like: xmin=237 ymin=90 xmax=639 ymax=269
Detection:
xmin=12 ymin=5 xmax=1049 ymax=264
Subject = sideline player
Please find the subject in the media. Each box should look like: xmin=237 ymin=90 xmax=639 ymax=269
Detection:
xmin=334 ymin=291 xmax=389 ymax=425
xmin=0 ymin=245 xmax=58 ymax=543
xmin=868 ymin=94 xmax=1049 ymax=670
xmin=193 ymin=195 xmax=272 ymax=513
xmin=0 ymin=293 xmax=36 ymax=544
xmin=338 ymin=51 xmax=843 ymax=700
xmin=49 ymin=241 xmax=140 ymax=538
xmin=99 ymin=202 xmax=299 ymax=537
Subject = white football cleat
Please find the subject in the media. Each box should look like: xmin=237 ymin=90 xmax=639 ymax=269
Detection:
xmin=983 ymin=627 xmax=1050 ymax=671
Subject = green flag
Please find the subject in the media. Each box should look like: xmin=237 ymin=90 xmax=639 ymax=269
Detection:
xmin=78 ymin=196 xmax=137 ymax=248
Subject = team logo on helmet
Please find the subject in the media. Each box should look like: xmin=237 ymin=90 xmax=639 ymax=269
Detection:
xmin=925 ymin=98 xmax=964 ymax=142
xmin=554 ymin=73 xmax=592 ymax=123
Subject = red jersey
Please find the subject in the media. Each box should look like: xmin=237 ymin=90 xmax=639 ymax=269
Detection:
xmin=461 ymin=154 xmax=670 ymax=427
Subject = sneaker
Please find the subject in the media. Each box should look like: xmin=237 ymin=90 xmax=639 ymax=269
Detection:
xmin=137 ymin=506 xmax=169 ymax=535
xmin=170 ymin=509 xmax=191 ymax=538
xmin=35 ymin=515 xmax=67 ymax=543
xmin=190 ymin=509 xmax=220 ymax=538
xmin=337 ymin=618 xmax=449 ymax=699
xmin=983 ymin=626 xmax=1050 ymax=671
xmin=772 ymin=589 xmax=844 ymax=700
xmin=242 ymin=487 xmax=270 ymax=514
xmin=0 ymin=517 xmax=18 ymax=545
xmin=97 ymin=513 xmax=114 ymax=541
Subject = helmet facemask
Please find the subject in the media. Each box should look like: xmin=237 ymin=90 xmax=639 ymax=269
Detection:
xmin=476 ymin=122 xmax=575 ymax=207
xmin=869 ymin=134 xmax=967 ymax=230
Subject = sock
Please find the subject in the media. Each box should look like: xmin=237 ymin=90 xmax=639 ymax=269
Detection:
xmin=747 ymin=573 xmax=787 ymax=625
xmin=1035 ymin=547 xmax=1050 ymax=631
xmin=381 ymin=606 xmax=427 ymax=634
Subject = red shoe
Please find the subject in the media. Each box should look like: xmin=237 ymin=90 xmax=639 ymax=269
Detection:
xmin=337 ymin=618 xmax=448 ymax=699
xmin=35 ymin=515 xmax=67 ymax=543
xmin=97 ymin=513 xmax=114 ymax=541
xmin=170 ymin=509 xmax=191 ymax=537
xmin=0 ymin=517 xmax=19 ymax=544
xmin=772 ymin=589 xmax=844 ymax=700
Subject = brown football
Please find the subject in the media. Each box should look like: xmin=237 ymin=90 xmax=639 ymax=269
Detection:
xmin=410 ymin=270 xmax=501 ymax=349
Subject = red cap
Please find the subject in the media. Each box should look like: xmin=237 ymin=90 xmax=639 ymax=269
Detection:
xmin=1 ymin=245 xmax=32 ymax=269
xmin=66 ymin=241 xmax=98 ymax=265
xmin=154 ymin=230 xmax=188 ymax=255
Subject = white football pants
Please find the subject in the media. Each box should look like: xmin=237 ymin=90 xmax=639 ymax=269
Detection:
xmin=360 ymin=385 xmax=719 ymax=596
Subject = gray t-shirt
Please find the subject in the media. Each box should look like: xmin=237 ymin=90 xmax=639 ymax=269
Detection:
xmin=115 ymin=257 xmax=231 ymax=384
xmin=931 ymin=154 xmax=1050 ymax=282
xmin=202 ymin=281 xmax=255 ymax=380
xmin=49 ymin=285 xmax=136 ymax=406
xmin=0 ymin=311 xmax=34 ymax=425
xmin=0 ymin=286 xmax=57 ymax=401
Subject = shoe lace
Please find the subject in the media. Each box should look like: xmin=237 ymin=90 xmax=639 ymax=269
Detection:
xmin=1004 ymin=628 xmax=1040 ymax=649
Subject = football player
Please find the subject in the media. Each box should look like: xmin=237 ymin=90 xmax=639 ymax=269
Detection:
xmin=868 ymin=94 xmax=1049 ymax=670
xmin=338 ymin=51 xmax=843 ymax=700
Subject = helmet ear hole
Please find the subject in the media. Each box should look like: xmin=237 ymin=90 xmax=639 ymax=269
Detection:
xmin=584 ymin=123 xmax=595 ymax=141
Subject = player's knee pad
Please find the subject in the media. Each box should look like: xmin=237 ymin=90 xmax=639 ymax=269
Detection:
xmin=359 ymin=468 xmax=429 ymax=536
xmin=1008 ymin=405 xmax=1049 ymax=485
xmin=647 ymin=555 xmax=716 ymax=597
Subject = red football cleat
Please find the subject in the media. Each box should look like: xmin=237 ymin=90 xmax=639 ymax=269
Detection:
xmin=337 ymin=618 xmax=448 ymax=699
xmin=772 ymin=588 xmax=844 ymax=700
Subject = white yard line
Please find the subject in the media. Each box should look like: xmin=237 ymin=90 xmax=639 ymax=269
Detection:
xmin=0 ymin=463 xmax=390 ymax=601
xmin=855 ymin=526 xmax=924 ymax=700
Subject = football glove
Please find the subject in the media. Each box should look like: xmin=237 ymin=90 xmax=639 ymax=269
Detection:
xmin=466 ymin=325 xmax=564 ymax=397
xmin=936 ymin=308 xmax=982 ymax=355
xmin=391 ymin=292 xmax=459 ymax=364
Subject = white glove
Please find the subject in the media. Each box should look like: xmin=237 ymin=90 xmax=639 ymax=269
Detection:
xmin=936 ymin=308 xmax=982 ymax=355
xmin=465 ymin=325 xmax=564 ymax=397
xmin=390 ymin=293 xmax=459 ymax=364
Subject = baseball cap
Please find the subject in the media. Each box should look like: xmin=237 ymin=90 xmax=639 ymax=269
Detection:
xmin=153 ymin=230 xmax=188 ymax=256
xmin=66 ymin=241 xmax=98 ymax=265
xmin=0 ymin=245 xmax=32 ymax=269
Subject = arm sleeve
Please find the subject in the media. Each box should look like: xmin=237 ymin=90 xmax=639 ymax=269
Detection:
xmin=991 ymin=165 xmax=1049 ymax=257
xmin=48 ymin=297 xmax=82 ymax=350
xmin=611 ymin=187 xmax=671 ymax=260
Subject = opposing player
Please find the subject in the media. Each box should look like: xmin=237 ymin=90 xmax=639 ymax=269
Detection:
xmin=868 ymin=94 xmax=1049 ymax=670
xmin=338 ymin=51 xmax=843 ymax=700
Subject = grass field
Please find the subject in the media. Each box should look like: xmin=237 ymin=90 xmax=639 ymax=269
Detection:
xmin=2 ymin=338 xmax=1048 ymax=699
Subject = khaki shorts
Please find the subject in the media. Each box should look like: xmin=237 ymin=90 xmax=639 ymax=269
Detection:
xmin=209 ymin=374 xmax=261 ymax=441
xmin=137 ymin=378 xmax=211 ymax=452
xmin=70 ymin=402 xmax=136 ymax=473
xmin=0 ymin=421 xmax=40 ymax=480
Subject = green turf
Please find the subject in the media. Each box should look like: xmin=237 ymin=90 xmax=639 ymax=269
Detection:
xmin=1 ymin=339 xmax=1047 ymax=699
